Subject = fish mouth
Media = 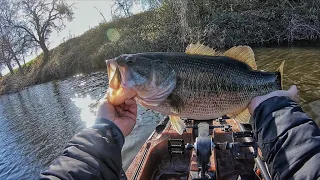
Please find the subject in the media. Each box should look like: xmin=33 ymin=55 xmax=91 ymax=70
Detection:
xmin=106 ymin=59 xmax=137 ymax=105
xmin=107 ymin=59 xmax=121 ymax=89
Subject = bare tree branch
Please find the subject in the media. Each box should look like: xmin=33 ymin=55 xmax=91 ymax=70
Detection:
xmin=14 ymin=25 xmax=40 ymax=43
xmin=94 ymin=6 xmax=107 ymax=23
xmin=0 ymin=0 xmax=33 ymax=73
xmin=13 ymin=0 xmax=74 ymax=62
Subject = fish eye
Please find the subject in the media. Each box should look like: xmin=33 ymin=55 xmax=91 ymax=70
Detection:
xmin=125 ymin=56 xmax=135 ymax=65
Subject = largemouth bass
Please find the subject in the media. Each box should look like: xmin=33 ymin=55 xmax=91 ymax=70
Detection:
xmin=106 ymin=43 xmax=284 ymax=134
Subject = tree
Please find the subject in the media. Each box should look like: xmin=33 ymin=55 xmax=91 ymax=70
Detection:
xmin=94 ymin=6 xmax=107 ymax=23
xmin=15 ymin=0 xmax=73 ymax=62
xmin=112 ymin=0 xmax=133 ymax=18
xmin=0 ymin=40 xmax=14 ymax=74
xmin=0 ymin=0 xmax=33 ymax=73
xmin=111 ymin=0 xmax=162 ymax=18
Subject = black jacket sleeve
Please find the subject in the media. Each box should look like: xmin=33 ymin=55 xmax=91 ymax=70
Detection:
xmin=250 ymin=96 xmax=320 ymax=180
xmin=40 ymin=118 xmax=125 ymax=180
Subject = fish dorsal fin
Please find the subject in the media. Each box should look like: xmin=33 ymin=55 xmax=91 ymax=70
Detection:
xmin=185 ymin=42 xmax=219 ymax=56
xmin=169 ymin=115 xmax=185 ymax=135
xmin=227 ymin=108 xmax=251 ymax=124
xmin=223 ymin=46 xmax=257 ymax=70
xmin=277 ymin=61 xmax=285 ymax=89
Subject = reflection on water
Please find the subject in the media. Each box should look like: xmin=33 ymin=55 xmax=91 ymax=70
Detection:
xmin=71 ymin=95 xmax=96 ymax=127
xmin=0 ymin=72 xmax=161 ymax=179
xmin=0 ymin=48 xmax=319 ymax=179
xmin=0 ymin=83 xmax=84 ymax=179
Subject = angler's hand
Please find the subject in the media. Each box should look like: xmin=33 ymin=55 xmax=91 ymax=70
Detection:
xmin=97 ymin=97 xmax=137 ymax=136
xmin=249 ymin=85 xmax=299 ymax=114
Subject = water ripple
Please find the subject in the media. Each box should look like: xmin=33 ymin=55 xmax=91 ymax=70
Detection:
xmin=0 ymin=48 xmax=319 ymax=179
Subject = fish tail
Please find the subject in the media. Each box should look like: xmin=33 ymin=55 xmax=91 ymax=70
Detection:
xmin=276 ymin=61 xmax=285 ymax=89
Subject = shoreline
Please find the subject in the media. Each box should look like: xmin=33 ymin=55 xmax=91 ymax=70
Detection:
xmin=2 ymin=0 xmax=320 ymax=95
xmin=1 ymin=45 xmax=320 ymax=96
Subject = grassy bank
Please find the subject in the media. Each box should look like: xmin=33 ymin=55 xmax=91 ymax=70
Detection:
xmin=1 ymin=0 xmax=320 ymax=94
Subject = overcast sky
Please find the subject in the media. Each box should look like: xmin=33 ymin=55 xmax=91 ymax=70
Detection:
xmin=29 ymin=0 xmax=117 ymax=61
xmin=2 ymin=0 xmax=141 ymax=74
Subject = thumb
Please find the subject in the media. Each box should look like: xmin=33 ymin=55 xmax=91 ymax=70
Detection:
xmin=249 ymin=85 xmax=299 ymax=114
xmin=287 ymin=85 xmax=299 ymax=102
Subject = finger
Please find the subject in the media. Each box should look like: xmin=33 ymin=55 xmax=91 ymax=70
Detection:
xmin=118 ymin=103 xmax=125 ymax=108
xmin=123 ymin=104 xmax=129 ymax=111
xmin=288 ymin=85 xmax=299 ymax=102
xmin=125 ymin=98 xmax=137 ymax=106
xmin=270 ymin=85 xmax=298 ymax=101
xmin=128 ymin=105 xmax=137 ymax=115
xmin=122 ymin=111 xmax=137 ymax=121
xmin=126 ymin=98 xmax=137 ymax=109
xmin=122 ymin=101 xmax=130 ymax=110
xmin=96 ymin=100 xmax=118 ymax=120
xmin=288 ymin=85 xmax=297 ymax=91
xmin=124 ymin=102 xmax=137 ymax=114
xmin=116 ymin=103 xmax=136 ymax=118
xmin=123 ymin=99 xmax=137 ymax=112
xmin=288 ymin=85 xmax=298 ymax=94
xmin=249 ymin=85 xmax=299 ymax=114
xmin=117 ymin=105 xmax=137 ymax=118
xmin=115 ymin=106 xmax=124 ymax=116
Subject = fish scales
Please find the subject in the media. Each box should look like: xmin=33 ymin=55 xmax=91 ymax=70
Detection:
xmin=107 ymin=44 xmax=284 ymax=134
xmin=133 ymin=53 xmax=280 ymax=120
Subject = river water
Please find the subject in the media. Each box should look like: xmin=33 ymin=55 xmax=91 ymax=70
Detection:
xmin=0 ymin=48 xmax=319 ymax=179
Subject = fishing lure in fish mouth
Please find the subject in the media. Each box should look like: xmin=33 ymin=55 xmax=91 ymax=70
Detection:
xmin=106 ymin=42 xmax=285 ymax=135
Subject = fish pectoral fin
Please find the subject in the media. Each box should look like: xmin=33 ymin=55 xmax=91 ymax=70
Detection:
xmin=223 ymin=46 xmax=257 ymax=70
xmin=169 ymin=115 xmax=185 ymax=135
xmin=227 ymin=108 xmax=251 ymax=124
xmin=185 ymin=42 xmax=219 ymax=56
xmin=168 ymin=94 xmax=184 ymax=114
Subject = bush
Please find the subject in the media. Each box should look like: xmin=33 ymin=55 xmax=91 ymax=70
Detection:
xmin=2 ymin=0 xmax=320 ymax=94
